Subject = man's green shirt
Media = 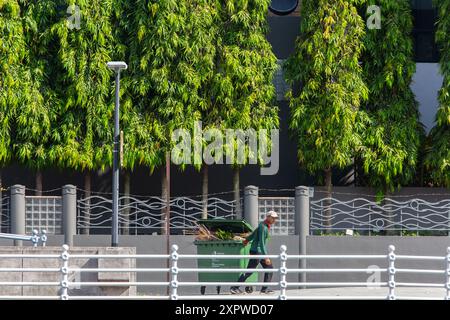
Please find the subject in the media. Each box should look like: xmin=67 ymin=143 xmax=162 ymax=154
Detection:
xmin=246 ymin=222 xmax=270 ymax=255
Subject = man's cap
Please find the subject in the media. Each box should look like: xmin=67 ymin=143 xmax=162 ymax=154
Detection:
xmin=266 ymin=210 xmax=279 ymax=218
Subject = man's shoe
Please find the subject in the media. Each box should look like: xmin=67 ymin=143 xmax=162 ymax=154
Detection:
xmin=230 ymin=287 xmax=244 ymax=294
xmin=260 ymin=288 xmax=275 ymax=294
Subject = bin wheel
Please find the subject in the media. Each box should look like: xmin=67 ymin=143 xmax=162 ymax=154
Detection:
xmin=216 ymin=286 xmax=221 ymax=294
xmin=201 ymin=286 xmax=206 ymax=295
xmin=245 ymin=286 xmax=254 ymax=294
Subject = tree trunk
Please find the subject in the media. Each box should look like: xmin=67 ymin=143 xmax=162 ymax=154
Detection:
xmin=325 ymin=168 xmax=332 ymax=233
xmin=123 ymin=171 xmax=131 ymax=235
xmin=82 ymin=171 xmax=91 ymax=235
xmin=202 ymin=165 xmax=208 ymax=220
xmin=420 ymin=161 xmax=424 ymax=187
xmin=233 ymin=167 xmax=241 ymax=219
xmin=35 ymin=170 xmax=42 ymax=196
xmin=161 ymin=165 xmax=168 ymax=235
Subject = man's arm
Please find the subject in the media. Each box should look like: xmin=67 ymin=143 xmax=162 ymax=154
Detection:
xmin=259 ymin=224 xmax=268 ymax=255
xmin=246 ymin=229 xmax=256 ymax=241
xmin=243 ymin=228 xmax=256 ymax=245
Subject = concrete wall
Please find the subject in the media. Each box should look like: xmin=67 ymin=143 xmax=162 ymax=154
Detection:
xmin=0 ymin=246 xmax=136 ymax=297
xmin=307 ymin=236 xmax=450 ymax=285
xmin=3 ymin=235 xmax=449 ymax=295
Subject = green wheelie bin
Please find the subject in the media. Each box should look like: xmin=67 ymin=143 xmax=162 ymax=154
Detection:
xmin=194 ymin=219 xmax=258 ymax=295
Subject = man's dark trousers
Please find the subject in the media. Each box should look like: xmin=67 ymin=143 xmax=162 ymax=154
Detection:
xmin=237 ymin=251 xmax=273 ymax=291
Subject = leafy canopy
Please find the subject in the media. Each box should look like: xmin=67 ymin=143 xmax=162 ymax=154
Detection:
xmin=284 ymin=0 xmax=368 ymax=174
xmin=426 ymin=0 xmax=450 ymax=187
xmin=357 ymin=0 xmax=424 ymax=192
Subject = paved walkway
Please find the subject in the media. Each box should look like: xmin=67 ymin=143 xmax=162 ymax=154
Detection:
xmin=218 ymin=287 xmax=448 ymax=300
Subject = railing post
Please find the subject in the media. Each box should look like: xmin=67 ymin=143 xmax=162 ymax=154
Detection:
xmin=62 ymin=185 xmax=77 ymax=246
xmin=244 ymin=186 xmax=259 ymax=229
xmin=10 ymin=185 xmax=26 ymax=246
xmin=295 ymin=186 xmax=310 ymax=288
xmin=170 ymin=244 xmax=179 ymax=300
xmin=446 ymin=247 xmax=450 ymax=300
xmin=41 ymin=230 xmax=47 ymax=247
xmin=60 ymin=244 xmax=70 ymax=300
xmin=31 ymin=229 xmax=39 ymax=247
xmin=279 ymin=245 xmax=288 ymax=300
xmin=387 ymin=245 xmax=396 ymax=300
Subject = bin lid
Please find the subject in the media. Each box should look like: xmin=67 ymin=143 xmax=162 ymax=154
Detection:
xmin=197 ymin=219 xmax=254 ymax=233
xmin=193 ymin=239 xmax=243 ymax=245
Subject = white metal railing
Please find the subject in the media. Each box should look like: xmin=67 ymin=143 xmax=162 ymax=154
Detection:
xmin=0 ymin=229 xmax=47 ymax=247
xmin=0 ymin=245 xmax=449 ymax=300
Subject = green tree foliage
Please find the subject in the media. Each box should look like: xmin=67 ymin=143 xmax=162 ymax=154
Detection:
xmin=124 ymin=0 xmax=218 ymax=231
xmin=426 ymin=0 xmax=450 ymax=187
xmin=111 ymin=0 xmax=160 ymax=172
xmin=126 ymin=0 xmax=217 ymax=169
xmin=215 ymin=0 xmax=278 ymax=131
xmin=214 ymin=0 xmax=279 ymax=160
xmin=284 ymin=0 xmax=368 ymax=185
xmin=14 ymin=1 xmax=62 ymax=172
xmin=212 ymin=1 xmax=279 ymax=216
xmin=358 ymin=0 xmax=424 ymax=193
xmin=50 ymin=0 xmax=117 ymax=172
xmin=0 ymin=0 xmax=26 ymax=166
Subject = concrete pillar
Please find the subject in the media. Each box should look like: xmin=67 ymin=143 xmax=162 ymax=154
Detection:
xmin=10 ymin=185 xmax=26 ymax=246
xmin=295 ymin=186 xmax=311 ymax=288
xmin=62 ymin=185 xmax=77 ymax=246
xmin=244 ymin=186 xmax=259 ymax=229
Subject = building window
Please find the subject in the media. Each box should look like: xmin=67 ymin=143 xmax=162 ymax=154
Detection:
xmin=274 ymin=59 xmax=290 ymax=101
xmin=411 ymin=0 xmax=439 ymax=62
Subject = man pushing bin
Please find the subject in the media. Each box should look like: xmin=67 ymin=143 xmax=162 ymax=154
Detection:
xmin=231 ymin=210 xmax=279 ymax=294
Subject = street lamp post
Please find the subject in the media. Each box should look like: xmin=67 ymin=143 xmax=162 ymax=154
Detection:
xmin=107 ymin=61 xmax=127 ymax=247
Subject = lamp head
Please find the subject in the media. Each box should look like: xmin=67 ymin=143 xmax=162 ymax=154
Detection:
xmin=107 ymin=61 xmax=128 ymax=72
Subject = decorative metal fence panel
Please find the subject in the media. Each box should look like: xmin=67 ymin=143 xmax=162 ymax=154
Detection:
xmin=25 ymin=196 xmax=63 ymax=235
xmin=259 ymin=197 xmax=295 ymax=235
xmin=310 ymin=197 xmax=450 ymax=234
xmin=6 ymin=189 xmax=448 ymax=236
xmin=77 ymin=196 xmax=239 ymax=235
xmin=0 ymin=196 xmax=9 ymax=233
